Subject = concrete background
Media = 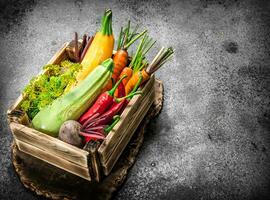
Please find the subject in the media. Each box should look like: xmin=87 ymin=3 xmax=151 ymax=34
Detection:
xmin=1 ymin=0 xmax=270 ymax=199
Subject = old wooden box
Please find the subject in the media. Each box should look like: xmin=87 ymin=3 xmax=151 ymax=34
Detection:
xmin=7 ymin=42 xmax=156 ymax=182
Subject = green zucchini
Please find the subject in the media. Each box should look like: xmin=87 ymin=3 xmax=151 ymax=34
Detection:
xmin=32 ymin=58 xmax=114 ymax=137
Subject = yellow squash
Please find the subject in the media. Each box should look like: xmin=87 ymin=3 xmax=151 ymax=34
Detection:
xmin=77 ymin=9 xmax=114 ymax=83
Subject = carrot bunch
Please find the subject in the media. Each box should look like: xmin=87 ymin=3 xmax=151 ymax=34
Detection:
xmin=103 ymin=21 xmax=147 ymax=91
xmin=121 ymin=34 xmax=156 ymax=94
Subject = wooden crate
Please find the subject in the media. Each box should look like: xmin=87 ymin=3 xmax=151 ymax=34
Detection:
xmin=7 ymin=42 xmax=156 ymax=182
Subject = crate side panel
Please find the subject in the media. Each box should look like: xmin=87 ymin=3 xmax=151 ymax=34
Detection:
xmin=98 ymin=76 xmax=155 ymax=161
xmin=10 ymin=122 xmax=89 ymax=167
xmin=105 ymin=88 xmax=155 ymax=164
xmin=14 ymin=138 xmax=91 ymax=181
xmin=103 ymin=88 xmax=155 ymax=175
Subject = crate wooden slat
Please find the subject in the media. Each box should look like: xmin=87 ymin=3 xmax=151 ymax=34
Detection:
xmin=103 ymin=88 xmax=155 ymax=175
xmin=14 ymin=139 xmax=91 ymax=180
xmin=10 ymin=122 xmax=89 ymax=167
xmin=98 ymin=76 xmax=155 ymax=175
xmin=98 ymin=76 xmax=155 ymax=158
xmin=47 ymin=42 xmax=69 ymax=65
xmin=84 ymin=140 xmax=102 ymax=182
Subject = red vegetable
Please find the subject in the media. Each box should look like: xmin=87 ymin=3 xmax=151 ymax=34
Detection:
xmin=80 ymin=36 xmax=94 ymax=62
xmin=116 ymin=81 xmax=125 ymax=98
xmin=80 ymin=34 xmax=87 ymax=55
xmin=82 ymin=115 xmax=120 ymax=143
xmin=79 ymin=131 xmax=105 ymax=141
xmin=82 ymin=90 xmax=141 ymax=128
xmin=83 ymin=99 xmax=126 ymax=128
xmin=80 ymin=91 xmax=141 ymax=143
xmin=74 ymin=32 xmax=79 ymax=62
xmin=79 ymin=75 xmax=127 ymax=124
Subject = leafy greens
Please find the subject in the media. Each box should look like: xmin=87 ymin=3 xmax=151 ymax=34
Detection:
xmin=20 ymin=60 xmax=82 ymax=119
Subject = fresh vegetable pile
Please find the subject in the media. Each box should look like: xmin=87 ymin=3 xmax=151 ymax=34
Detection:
xmin=20 ymin=9 xmax=174 ymax=148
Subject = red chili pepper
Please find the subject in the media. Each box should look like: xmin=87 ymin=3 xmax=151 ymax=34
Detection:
xmin=114 ymin=78 xmax=125 ymax=98
xmin=79 ymin=75 xmax=127 ymax=124
xmin=117 ymin=81 xmax=126 ymax=98
xmin=84 ymin=91 xmax=141 ymax=128
xmin=85 ymin=99 xmax=126 ymax=128
xmin=81 ymin=91 xmax=141 ymax=144
xmin=110 ymin=80 xmax=126 ymax=108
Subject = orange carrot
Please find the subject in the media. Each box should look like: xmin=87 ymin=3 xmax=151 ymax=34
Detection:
xmin=123 ymin=34 xmax=155 ymax=94
xmin=103 ymin=22 xmax=147 ymax=91
xmin=114 ymin=67 xmax=133 ymax=96
xmin=125 ymin=69 xmax=149 ymax=94
xmin=112 ymin=49 xmax=129 ymax=81
xmin=119 ymin=67 xmax=133 ymax=85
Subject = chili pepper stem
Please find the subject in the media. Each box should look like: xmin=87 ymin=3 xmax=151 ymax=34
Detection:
xmin=107 ymin=75 xmax=127 ymax=96
xmin=116 ymin=91 xmax=142 ymax=102
xmin=104 ymin=115 xmax=120 ymax=133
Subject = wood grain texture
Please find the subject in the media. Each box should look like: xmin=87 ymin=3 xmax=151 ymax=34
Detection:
xmin=84 ymin=141 xmax=102 ymax=182
xmin=11 ymin=78 xmax=163 ymax=200
xmin=10 ymin=122 xmax=89 ymax=167
xmin=47 ymin=42 xmax=69 ymax=65
xmin=103 ymin=88 xmax=155 ymax=175
xmin=98 ymin=76 xmax=155 ymax=164
xmin=14 ymin=139 xmax=91 ymax=181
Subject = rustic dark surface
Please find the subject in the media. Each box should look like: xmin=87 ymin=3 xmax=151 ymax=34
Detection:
xmin=1 ymin=0 xmax=270 ymax=199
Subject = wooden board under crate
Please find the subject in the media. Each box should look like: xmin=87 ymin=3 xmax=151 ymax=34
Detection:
xmin=7 ymin=42 xmax=157 ymax=182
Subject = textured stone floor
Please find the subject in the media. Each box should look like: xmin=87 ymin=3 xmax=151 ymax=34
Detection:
xmin=0 ymin=0 xmax=270 ymax=199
